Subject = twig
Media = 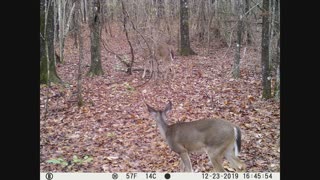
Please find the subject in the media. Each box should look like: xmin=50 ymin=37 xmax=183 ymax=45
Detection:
xmin=101 ymin=39 xmax=130 ymax=69
xmin=121 ymin=0 xmax=135 ymax=74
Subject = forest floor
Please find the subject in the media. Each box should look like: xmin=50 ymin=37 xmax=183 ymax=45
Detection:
xmin=40 ymin=24 xmax=280 ymax=172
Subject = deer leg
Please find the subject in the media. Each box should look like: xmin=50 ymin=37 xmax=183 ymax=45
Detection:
xmin=171 ymin=66 xmax=175 ymax=79
xmin=206 ymin=147 xmax=226 ymax=172
xmin=179 ymin=152 xmax=193 ymax=172
xmin=225 ymin=144 xmax=246 ymax=171
xmin=165 ymin=68 xmax=169 ymax=80
xmin=142 ymin=67 xmax=146 ymax=78
xmin=179 ymin=158 xmax=185 ymax=171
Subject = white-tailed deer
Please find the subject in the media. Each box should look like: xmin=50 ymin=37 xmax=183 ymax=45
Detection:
xmin=142 ymin=42 xmax=175 ymax=79
xmin=146 ymin=101 xmax=246 ymax=172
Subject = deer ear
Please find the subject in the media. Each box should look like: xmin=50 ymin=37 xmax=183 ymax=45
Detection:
xmin=164 ymin=101 xmax=172 ymax=113
xmin=146 ymin=104 xmax=157 ymax=114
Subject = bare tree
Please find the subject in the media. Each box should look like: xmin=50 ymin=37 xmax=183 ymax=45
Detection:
xmin=121 ymin=0 xmax=135 ymax=75
xmin=232 ymin=0 xmax=244 ymax=78
xmin=157 ymin=0 xmax=165 ymax=18
xmin=81 ymin=0 xmax=88 ymax=23
xmin=261 ymin=0 xmax=271 ymax=99
xmin=74 ymin=0 xmax=84 ymax=107
xmin=180 ymin=0 xmax=196 ymax=55
xmin=57 ymin=0 xmax=75 ymax=63
xmin=195 ymin=0 xmax=206 ymax=43
xmin=40 ymin=0 xmax=61 ymax=84
xmin=206 ymin=0 xmax=216 ymax=54
xmin=273 ymin=0 xmax=280 ymax=101
xmin=87 ymin=0 xmax=104 ymax=77
xmin=244 ymin=0 xmax=253 ymax=45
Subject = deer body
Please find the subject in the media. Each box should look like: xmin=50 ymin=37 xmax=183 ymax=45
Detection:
xmin=142 ymin=42 xmax=175 ymax=79
xmin=166 ymin=119 xmax=236 ymax=153
xmin=147 ymin=101 xmax=246 ymax=172
xmin=156 ymin=43 xmax=174 ymax=63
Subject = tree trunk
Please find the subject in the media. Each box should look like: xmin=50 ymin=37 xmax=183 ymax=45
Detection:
xmin=75 ymin=0 xmax=84 ymax=107
xmin=40 ymin=0 xmax=61 ymax=84
xmin=269 ymin=0 xmax=275 ymax=70
xmin=261 ymin=0 xmax=271 ymax=99
xmin=274 ymin=38 xmax=280 ymax=101
xmin=245 ymin=0 xmax=252 ymax=45
xmin=87 ymin=0 xmax=104 ymax=77
xmin=53 ymin=1 xmax=58 ymax=45
xmin=273 ymin=0 xmax=280 ymax=101
xmin=233 ymin=0 xmax=243 ymax=78
xmin=157 ymin=0 xmax=164 ymax=18
xmin=58 ymin=0 xmax=65 ymax=63
xmin=197 ymin=0 xmax=206 ymax=42
xmin=73 ymin=11 xmax=78 ymax=48
xmin=83 ymin=0 xmax=87 ymax=23
xmin=180 ymin=0 xmax=196 ymax=56
xmin=121 ymin=0 xmax=135 ymax=75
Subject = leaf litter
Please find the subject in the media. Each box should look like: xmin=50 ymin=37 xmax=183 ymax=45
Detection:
xmin=40 ymin=24 xmax=280 ymax=172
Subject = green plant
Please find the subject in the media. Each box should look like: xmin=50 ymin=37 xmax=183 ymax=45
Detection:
xmin=46 ymin=155 xmax=93 ymax=168
xmin=123 ymin=82 xmax=135 ymax=91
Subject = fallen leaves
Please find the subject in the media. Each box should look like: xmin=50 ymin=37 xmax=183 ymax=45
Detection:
xmin=40 ymin=24 xmax=280 ymax=172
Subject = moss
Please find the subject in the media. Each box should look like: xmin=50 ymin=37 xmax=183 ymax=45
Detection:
xmin=87 ymin=63 xmax=104 ymax=77
xmin=273 ymin=81 xmax=280 ymax=101
xmin=262 ymin=90 xmax=272 ymax=100
xmin=40 ymin=55 xmax=62 ymax=84
xmin=40 ymin=13 xmax=44 ymax=33
xmin=87 ymin=69 xmax=104 ymax=77
xmin=180 ymin=48 xmax=188 ymax=56
xmin=77 ymin=97 xmax=84 ymax=107
xmin=40 ymin=56 xmax=48 ymax=84
xmin=180 ymin=47 xmax=196 ymax=56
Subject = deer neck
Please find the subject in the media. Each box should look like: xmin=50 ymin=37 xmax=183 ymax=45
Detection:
xmin=156 ymin=113 xmax=169 ymax=139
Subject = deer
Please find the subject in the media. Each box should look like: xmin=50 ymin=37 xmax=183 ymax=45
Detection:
xmin=142 ymin=42 xmax=175 ymax=80
xmin=146 ymin=101 xmax=246 ymax=172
